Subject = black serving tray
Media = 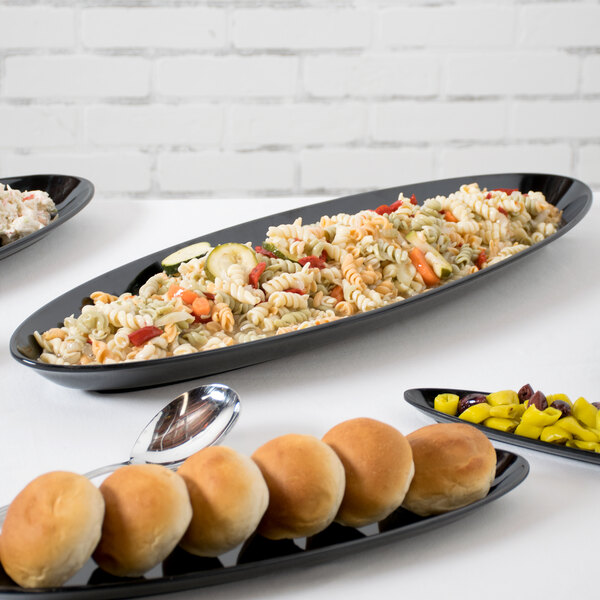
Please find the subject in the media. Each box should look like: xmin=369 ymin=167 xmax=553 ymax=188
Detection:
xmin=404 ymin=387 xmax=600 ymax=466
xmin=10 ymin=173 xmax=592 ymax=391
xmin=0 ymin=448 xmax=528 ymax=599
xmin=0 ymin=174 xmax=94 ymax=260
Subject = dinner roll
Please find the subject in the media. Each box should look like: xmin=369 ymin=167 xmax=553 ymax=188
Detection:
xmin=0 ymin=471 xmax=104 ymax=588
xmin=251 ymin=434 xmax=345 ymax=540
xmin=322 ymin=417 xmax=414 ymax=527
xmin=177 ymin=446 xmax=269 ymax=557
xmin=92 ymin=464 xmax=192 ymax=577
xmin=402 ymin=423 xmax=497 ymax=517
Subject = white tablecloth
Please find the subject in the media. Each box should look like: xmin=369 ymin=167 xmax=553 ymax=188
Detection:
xmin=1 ymin=192 xmax=598 ymax=599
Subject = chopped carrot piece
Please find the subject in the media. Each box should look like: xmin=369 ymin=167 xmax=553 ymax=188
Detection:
xmin=409 ymin=248 xmax=440 ymax=286
xmin=167 ymin=284 xmax=182 ymax=299
xmin=180 ymin=289 xmax=199 ymax=305
xmin=330 ymin=285 xmax=344 ymax=303
xmin=444 ymin=210 xmax=458 ymax=223
xmin=192 ymin=296 xmax=211 ymax=317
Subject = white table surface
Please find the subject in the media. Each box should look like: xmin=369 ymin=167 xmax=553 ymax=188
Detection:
xmin=0 ymin=191 xmax=598 ymax=600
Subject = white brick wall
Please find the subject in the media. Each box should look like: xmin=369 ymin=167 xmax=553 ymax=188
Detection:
xmin=303 ymin=55 xmax=439 ymax=97
xmin=85 ymin=105 xmax=224 ymax=146
xmin=3 ymin=56 xmax=150 ymax=98
xmin=156 ymin=56 xmax=298 ymax=98
xmin=0 ymin=0 xmax=598 ymax=199
xmin=233 ymin=9 xmax=371 ymax=50
xmin=157 ymin=152 xmax=295 ymax=193
xmin=0 ymin=7 xmax=75 ymax=48
xmin=82 ymin=8 xmax=227 ymax=49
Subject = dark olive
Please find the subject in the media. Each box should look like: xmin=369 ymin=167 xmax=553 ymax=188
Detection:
xmin=457 ymin=393 xmax=487 ymax=416
xmin=592 ymin=402 xmax=600 ymax=410
xmin=551 ymin=400 xmax=571 ymax=417
xmin=518 ymin=384 xmax=534 ymax=403
xmin=528 ymin=390 xmax=548 ymax=411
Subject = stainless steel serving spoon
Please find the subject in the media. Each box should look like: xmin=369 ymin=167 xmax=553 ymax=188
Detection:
xmin=0 ymin=383 xmax=241 ymax=523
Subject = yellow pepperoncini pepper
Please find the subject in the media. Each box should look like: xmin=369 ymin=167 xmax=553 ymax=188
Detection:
xmin=489 ymin=404 xmax=526 ymax=420
xmin=434 ymin=393 xmax=459 ymax=416
xmin=540 ymin=425 xmax=572 ymax=445
xmin=555 ymin=417 xmax=599 ymax=442
xmin=520 ymin=405 xmax=561 ymax=428
xmin=597 ymin=410 xmax=600 ymax=431
xmin=566 ymin=439 xmax=600 ymax=452
xmin=483 ymin=417 xmax=519 ymax=433
xmin=514 ymin=421 xmax=543 ymax=439
xmin=486 ymin=390 xmax=519 ymax=406
xmin=459 ymin=403 xmax=491 ymax=424
xmin=572 ymin=397 xmax=598 ymax=428
xmin=547 ymin=393 xmax=572 ymax=407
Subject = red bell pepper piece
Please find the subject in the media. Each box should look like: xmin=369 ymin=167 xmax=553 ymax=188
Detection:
xmin=249 ymin=262 xmax=266 ymax=288
xmin=497 ymin=206 xmax=508 ymax=216
xmin=493 ymin=188 xmax=519 ymax=195
xmin=476 ymin=250 xmax=487 ymax=269
xmin=298 ymin=255 xmax=326 ymax=269
xmin=194 ymin=314 xmax=213 ymax=324
xmin=374 ymin=204 xmax=393 ymax=215
xmin=129 ymin=326 xmax=163 ymax=346
xmin=410 ymin=194 xmax=417 ymax=205
xmin=255 ymin=246 xmax=277 ymax=258
xmin=285 ymin=288 xmax=304 ymax=295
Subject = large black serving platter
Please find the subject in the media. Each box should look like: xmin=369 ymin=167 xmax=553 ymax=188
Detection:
xmin=404 ymin=387 xmax=600 ymax=466
xmin=10 ymin=173 xmax=592 ymax=391
xmin=0 ymin=174 xmax=94 ymax=260
xmin=0 ymin=449 xmax=528 ymax=600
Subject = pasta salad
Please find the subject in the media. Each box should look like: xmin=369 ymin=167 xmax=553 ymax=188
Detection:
xmin=35 ymin=183 xmax=562 ymax=366
xmin=0 ymin=184 xmax=57 ymax=246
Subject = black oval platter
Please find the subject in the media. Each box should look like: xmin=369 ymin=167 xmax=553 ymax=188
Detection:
xmin=404 ymin=387 xmax=600 ymax=466
xmin=0 ymin=174 xmax=94 ymax=260
xmin=9 ymin=172 xmax=592 ymax=391
xmin=0 ymin=448 xmax=528 ymax=599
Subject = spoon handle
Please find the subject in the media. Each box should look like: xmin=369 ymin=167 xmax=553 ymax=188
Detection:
xmin=82 ymin=461 xmax=129 ymax=480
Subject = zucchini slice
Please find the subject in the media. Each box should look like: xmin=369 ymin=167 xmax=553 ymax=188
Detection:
xmin=161 ymin=242 xmax=212 ymax=275
xmin=262 ymin=242 xmax=299 ymax=263
xmin=405 ymin=231 xmax=452 ymax=279
xmin=204 ymin=243 xmax=258 ymax=281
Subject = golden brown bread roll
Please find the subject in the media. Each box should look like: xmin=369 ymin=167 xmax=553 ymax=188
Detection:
xmin=177 ymin=446 xmax=269 ymax=557
xmin=92 ymin=464 xmax=192 ymax=577
xmin=402 ymin=423 xmax=497 ymax=516
xmin=0 ymin=471 xmax=104 ymax=588
xmin=322 ymin=417 xmax=414 ymax=527
xmin=251 ymin=433 xmax=345 ymax=540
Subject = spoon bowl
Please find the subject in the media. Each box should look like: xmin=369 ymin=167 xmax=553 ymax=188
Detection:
xmin=132 ymin=383 xmax=240 ymax=466
xmin=0 ymin=383 xmax=241 ymax=524
xmin=83 ymin=383 xmax=241 ymax=479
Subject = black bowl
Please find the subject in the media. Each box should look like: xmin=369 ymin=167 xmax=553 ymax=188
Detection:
xmin=404 ymin=387 xmax=600 ymax=466
xmin=0 ymin=174 xmax=94 ymax=260
xmin=9 ymin=172 xmax=592 ymax=391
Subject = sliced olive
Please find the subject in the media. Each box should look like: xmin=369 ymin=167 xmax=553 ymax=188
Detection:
xmin=457 ymin=393 xmax=487 ymax=416
xmin=551 ymin=400 xmax=572 ymax=418
xmin=528 ymin=390 xmax=548 ymax=411
xmin=518 ymin=384 xmax=534 ymax=403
